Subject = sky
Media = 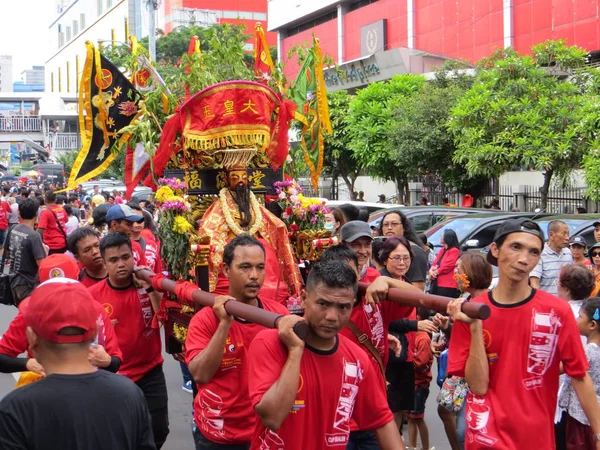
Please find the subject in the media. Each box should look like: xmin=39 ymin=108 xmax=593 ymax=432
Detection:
xmin=0 ymin=0 xmax=56 ymax=80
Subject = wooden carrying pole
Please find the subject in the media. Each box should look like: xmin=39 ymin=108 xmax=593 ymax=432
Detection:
xmin=135 ymin=269 xmax=310 ymax=338
xmin=358 ymin=282 xmax=491 ymax=320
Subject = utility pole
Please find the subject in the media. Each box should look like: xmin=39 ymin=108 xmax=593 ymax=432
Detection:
xmin=147 ymin=0 xmax=158 ymax=60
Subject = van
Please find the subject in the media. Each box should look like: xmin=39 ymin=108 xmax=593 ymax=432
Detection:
xmin=31 ymin=163 xmax=65 ymax=184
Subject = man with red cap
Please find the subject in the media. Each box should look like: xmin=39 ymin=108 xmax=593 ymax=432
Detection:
xmin=0 ymin=254 xmax=122 ymax=378
xmin=0 ymin=279 xmax=155 ymax=450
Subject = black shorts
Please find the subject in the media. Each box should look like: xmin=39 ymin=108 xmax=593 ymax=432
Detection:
xmin=386 ymin=361 xmax=415 ymax=413
xmin=410 ymin=385 xmax=430 ymax=419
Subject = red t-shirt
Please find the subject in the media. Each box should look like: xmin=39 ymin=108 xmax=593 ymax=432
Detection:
xmin=131 ymin=239 xmax=147 ymax=267
xmin=340 ymin=268 xmax=413 ymax=390
xmin=79 ymin=269 xmax=108 ymax=288
xmin=248 ymin=330 xmax=394 ymax=449
xmin=0 ymin=298 xmax=122 ymax=362
xmin=413 ymin=331 xmax=433 ymax=388
xmin=0 ymin=201 xmax=11 ymax=230
xmin=185 ymin=298 xmax=289 ymax=445
xmin=447 ymin=289 xmax=588 ymax=450
xmin=137 ymin=236 xmax=162 ymax=275
xmin=38 ymin=205 xmax=68 ymax=249
xmin=89 ymin=280 xmax=162 ymax=382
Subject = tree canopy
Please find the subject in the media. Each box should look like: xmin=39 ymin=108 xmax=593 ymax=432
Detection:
xmin=449 ymin=41 xmax=592 ymax=209
xmin=347 ymin=74 xmax=425 ymax=198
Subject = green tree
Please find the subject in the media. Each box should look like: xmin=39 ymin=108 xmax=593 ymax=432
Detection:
xmin=389 ymin=63 xmax=488 ymax=197
xmin=323 ymin=90 xmax=361 ymax=199
xmin=347 ymin=74 xmax=425 ymax=200
xmin=449 ymin=40 xmax=590 ymax=210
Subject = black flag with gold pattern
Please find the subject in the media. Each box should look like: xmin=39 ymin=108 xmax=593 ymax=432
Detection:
xmin=67 ymin=41 xmax=141 ymax=190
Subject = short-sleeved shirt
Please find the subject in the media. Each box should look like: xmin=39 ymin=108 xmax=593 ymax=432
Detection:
xmin=89 ymin=280 xmax=162 ymax=382
xmin=38 ymin=205 xmax=68 ymax=250
xmin=0 ymin=298 xmax=122 ymax=363
xmin=530 ymin=244 xmax=573 ymax=295
xmin=8 ymin=202 xmax=19 ymax=224
xmin=248 ymin=330 xmax=394 ymax=449
xmin=406 ymin=242 xmax=428 ymax=284
xmin=0 ymin=371 xmax=155 ymax=450
xmin=341 ymin=267 xmax=412 ymax=391
xmin=0 ymin=201 xmax=11 ymax=230
xmin=79 ymin=270 xmax=108 ymax=288
xmin=447 ymin=289 xmax=587 ymax=449
xmin=185 ymin=298 xmax=289 ymax=445
xmin=7 ymin=224 xmax=46 ymax=281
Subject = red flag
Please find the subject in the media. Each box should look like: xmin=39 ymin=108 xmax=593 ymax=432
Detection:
xmin=124 ymin=143 xmax=152 ymax=199
xmin=254 ymin=23 xmax=274 ymax=81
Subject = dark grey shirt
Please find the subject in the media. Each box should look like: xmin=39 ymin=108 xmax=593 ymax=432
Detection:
xmin=7 ymin=224 xmax=46 ymax=281
xmin=406 ymin=242 xmax=428 ymax=283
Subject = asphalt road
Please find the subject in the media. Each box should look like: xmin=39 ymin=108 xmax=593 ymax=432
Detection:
xmin=0 ymin=304 xmax=453 ymax=450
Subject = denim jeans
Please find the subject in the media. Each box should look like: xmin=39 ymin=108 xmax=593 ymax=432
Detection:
xmin=193 ymin=428 xmax=250 ymax=450
xmin=346 ymin=430 xmax=380 ymax=450
xmin=456 ymin=400 xmax=467 ymax=450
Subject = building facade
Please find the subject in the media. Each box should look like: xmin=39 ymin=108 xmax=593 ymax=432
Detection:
xmin=46 ymin=0 xmax=149 ymax=95
xmin=269 ymin=0 xmax=600 ymax=84
xmin=0 ymin=56 xmax=13 ymax=93
xmin=162 ymin=0 xmax=276 ymax=49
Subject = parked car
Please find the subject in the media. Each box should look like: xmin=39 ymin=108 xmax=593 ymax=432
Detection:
xmin=369 ymin=206 xmax=495 ymax=233
xmin=533 ymin=214 xmax=600 ymax=247
xmin=425 ymin=212 xmax=552 ymax=254
xmin=324 ymin=200 xmax=397 ymax=218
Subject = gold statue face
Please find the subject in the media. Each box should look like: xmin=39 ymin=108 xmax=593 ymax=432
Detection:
xmin=227 ymin=170 xmax=248 ymax=190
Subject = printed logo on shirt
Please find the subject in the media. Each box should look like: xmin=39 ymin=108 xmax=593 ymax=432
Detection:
xmin=103 ymin=303 xmax=114 ymax=316
xmin=466 ymin=394 xmax=498 ymax=446
xmin=327 ymin=359 xmax=363 ymax=447
xmin=258 ymin=429 xmax=285 ymax=449
xmin=527 ymin=309 xmax=561 ymax=377
xmin=220 ymin=336 xmax=242 ymax=370
xmin=362 ymin=304 xmax=385 ymax=358
xmin=291 ymin=374 xmax=305 ymax=414
xmin=198 ymin=389 xmax=227 ymax=440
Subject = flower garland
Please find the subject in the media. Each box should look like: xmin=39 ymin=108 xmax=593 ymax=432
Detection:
xmin=219 ymin=188 xmax=263 ymax=236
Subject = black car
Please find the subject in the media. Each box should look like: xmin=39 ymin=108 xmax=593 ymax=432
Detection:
xmin=370 ymin=206 xmax=496 ymax=233
xmin=425 ymin=212 xmax=552 ymax=254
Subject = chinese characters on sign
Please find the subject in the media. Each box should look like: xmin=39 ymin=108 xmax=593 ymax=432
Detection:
xmin=200 ymin=99 xmax=261 ymax=119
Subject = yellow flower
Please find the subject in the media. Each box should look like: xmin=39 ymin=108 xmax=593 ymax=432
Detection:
xmin=165 ymin=195 xmax=184 ymax=203
xmin=156 ymin=186 xmax=174 ymax=203
xmin=172 ymin=215 xmax=193 ymax=234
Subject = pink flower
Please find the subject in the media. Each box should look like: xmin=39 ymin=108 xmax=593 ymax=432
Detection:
xmin=282 ymin=212 xmax=289 ymax=219
xmin=290 ymin=195 xmax=298 ymax=203
xmin=278 ymin=191 xmax=287 ymax=200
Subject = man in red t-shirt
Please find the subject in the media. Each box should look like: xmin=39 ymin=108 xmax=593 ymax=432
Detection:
xmin=67 ymin=227 xmax=108 ymax=287
xmin=447 ymin=218 xmax=600 ymax=449
xmin=105 ymin=204 xmax=147 ymax=266
xmin=0 ymin=193 xmax=11 ymax=253
xmin=248 ymin=262 xmax=404 ymax=450
xmin=89 ymin=232 xmax=168 ymax=449
xmin=185 ymin=235 xmax=288 ymax=449
xmin=0 ymin=254 xmax=122 ymax=377
xmin=38 ymin=190 xmax=68 ymax=254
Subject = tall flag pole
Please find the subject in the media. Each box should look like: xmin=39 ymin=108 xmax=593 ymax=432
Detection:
xmin=288 ymin=38 xmax=332 ymax=190
xmin=123 ymin=36 xmax=171 ymax=199
xmin=67 ymin=41 xmax=141 ymax=190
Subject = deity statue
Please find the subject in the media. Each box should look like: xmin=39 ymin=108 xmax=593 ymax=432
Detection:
xmin=198 ymin=165 xmax=302 ymax=303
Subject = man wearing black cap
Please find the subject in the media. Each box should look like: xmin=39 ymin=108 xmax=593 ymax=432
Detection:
xmin=446 ymin=218 xmax=600 ymax=449
xmin=569 ymin=236 xmax=591 ymax=267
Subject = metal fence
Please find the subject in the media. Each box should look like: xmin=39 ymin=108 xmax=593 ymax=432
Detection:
xmin=0 ymin=115 xmax=42 ymax=132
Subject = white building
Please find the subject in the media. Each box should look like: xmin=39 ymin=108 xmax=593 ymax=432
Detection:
xmin=0 ymin=56 xmax=13 ymax=93
xmin=46 ymin=0 xmax=152 ymax=95
xmin=22 ymin=66 xmax=46 ymax=86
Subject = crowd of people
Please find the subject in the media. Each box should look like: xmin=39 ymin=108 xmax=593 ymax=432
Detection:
xmin=0 ymin=182 xmax=599 ymax=450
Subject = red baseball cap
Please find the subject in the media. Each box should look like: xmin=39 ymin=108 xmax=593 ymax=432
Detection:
xmin=38 ymin=254 xmax=80 ymax=283
xmin=23 ymin=279 xmax=97 ymax=344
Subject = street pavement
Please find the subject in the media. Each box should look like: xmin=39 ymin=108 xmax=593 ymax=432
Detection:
xmin=0 ymin=304 xmax=452 ymax=450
